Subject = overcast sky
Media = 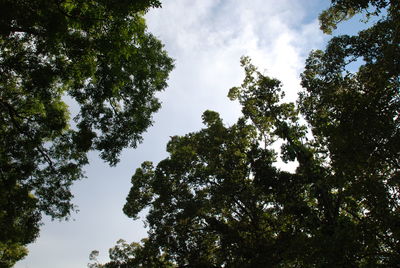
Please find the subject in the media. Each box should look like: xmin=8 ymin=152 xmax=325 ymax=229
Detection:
xmin=15 ymin=1 xmax=335 ymax=267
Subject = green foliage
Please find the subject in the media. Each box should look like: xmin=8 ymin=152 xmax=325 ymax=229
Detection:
xmin=96 ymin=0 xmax=399 ymax=265
xmin=299 ymin=0 xmax=400 ymax=264
xmin=319 ymin=0 xmax=391 ymax=34
xmin=0 ymin=0 xmax=173 ymax=264
xmin=302 ymin=0 xmax=399 ymax=200
xmin=0 ymin=185 xmax=40 ymax=267
xmin=88 ymin=239 xmax=174 ymax=268
xmin=0 ymin=241 xmax=28 ymax=268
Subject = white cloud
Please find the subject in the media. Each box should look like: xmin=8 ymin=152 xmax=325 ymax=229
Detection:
xmin=147 ymin=0 xmax=324 ymax=122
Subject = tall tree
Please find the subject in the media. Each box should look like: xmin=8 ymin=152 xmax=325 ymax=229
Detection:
xmin=299 ymin=0 xmax=400 ymax=264
xmin=0 ymin=0 xmax=173 ymax=266
xmin=96 ymin=56 xmax=399 ymax=267
xmin=91 ymin=57 xmax=315 ymax=267
xmin=93 ymin=0 xmax=399 ymax=266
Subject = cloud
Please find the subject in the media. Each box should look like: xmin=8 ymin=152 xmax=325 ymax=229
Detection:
xmin=147 ymin=0 xmax=324 ymax=126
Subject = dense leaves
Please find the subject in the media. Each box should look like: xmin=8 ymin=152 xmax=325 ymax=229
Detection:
xmin=94 ymin=0 xmax=399 ymax=266
xmin=88 ymin=239 xmax=174 ymax=268
xmin=298 ymin=0 xmax=400 ymax=265
xmin=97 ymin=57 xmax=398 ymax=267
xmin=0 ymin=0 xmax=173 ymax=265
xmin=302 ymin=0 xmax=399 ymax=175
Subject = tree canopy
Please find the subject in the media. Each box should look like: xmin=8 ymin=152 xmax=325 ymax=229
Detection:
xmin=0 ymin=0 xmax=173 ymax=266
xmin=92 ymin=0 xmax=399 ymax=267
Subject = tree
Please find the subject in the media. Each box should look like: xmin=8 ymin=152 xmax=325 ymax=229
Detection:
xmin=91 ymin=57 xmax=314 ymax=267
xmin=94 ymin=0 xmax=399 ymax=266
xmin=88 ymin=239 xmax=174 ymax=268
xmin=0 ymin=0 xmax=173 ymax=265
xmin=299 ymin=0 xmax=400 ymax=264
xmin=97 ymin=57 xmax=398 ymax=267
xmin=305 ymin=0 xmax=399 ymax=175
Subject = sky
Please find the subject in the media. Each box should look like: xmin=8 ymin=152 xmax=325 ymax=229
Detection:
xmin=14 ymin=0 xmax=335 ymax=267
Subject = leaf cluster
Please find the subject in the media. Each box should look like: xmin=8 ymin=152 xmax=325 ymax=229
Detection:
xmin=0 ymin=0 xmax=173 ymax=265
xmin=96 ymin=0 xmax=399 ymax=266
